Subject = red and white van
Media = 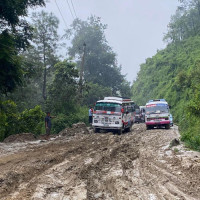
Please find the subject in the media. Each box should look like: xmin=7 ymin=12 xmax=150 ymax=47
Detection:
xmin=92 ymin=97 xmax=135 ymax=134
xmin=145 ymin=99 xmax=170 ymax=130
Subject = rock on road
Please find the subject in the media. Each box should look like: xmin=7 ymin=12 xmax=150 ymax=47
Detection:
xmin=0 ymin=124 xmax=200 ymax=200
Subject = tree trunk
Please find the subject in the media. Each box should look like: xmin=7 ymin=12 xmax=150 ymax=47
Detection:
xmin=42 ymin=40 xmax=47 ymax=100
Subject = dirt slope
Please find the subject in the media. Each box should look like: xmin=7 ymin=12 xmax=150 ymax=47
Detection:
xmin=0 ymin=124 xmax=200 ymax=200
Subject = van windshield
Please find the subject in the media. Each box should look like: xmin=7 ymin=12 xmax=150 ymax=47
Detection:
xmin=146 ymin=104 xmax=169 ymax=114
xmin=95 ymin=102 xmax=121 ymax=112
xmin=135 ymin=109 xmax=140 ymax=114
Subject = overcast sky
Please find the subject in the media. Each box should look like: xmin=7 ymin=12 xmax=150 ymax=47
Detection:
xmin=32 ymin=0 xmax=180 ymax=82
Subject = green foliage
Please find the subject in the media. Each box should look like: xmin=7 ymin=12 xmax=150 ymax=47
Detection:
xmin=0 ymin=100 xmax=18 ymax=140
xmin=0 ymin=0 xmax=45 ymax=29
xmin=51 ymin=106 xmax=89 ymax=134
xmin=0 ymin=112 xmax=6 ymax=141
xmin=0 ymin=31 xmax=23 ymax=94
xmin=181 ymin=115 xmax=200 ymax=151
xmin=83 ymin=82 xmax=112 ymax=106
xmin=0 ymin=0 xmax=45 ymax=51
xmin=0 ymin=101 xmax=45 ymax=141
xmin=66 ymin=16 xmax=129 ymax=96
xmin=132 ymin=35 xmax=200 ymax=151
xmin=31 ymin=11 xmax=60 ymax=67
xmin=164 ymin=0 xmax=200 ymax=43
xmin=68 ymin=106 xmax=89 ymax=126
xmin=0 ymin=9 xmax=132 ymax=139
xmin=31 ymin=11 xmax=60 ymax=100
xmin=0 ymin=0 xmax=45 ymax=95
xmin=4 ymin=11 xmax=61 ymax=109
xmin=51 ymin=113 xmax=68 ymax=134
xmin=48 ymin=60 xmax=79 ymax=114
xmin=18 ymin=105 xmax=45 ymax=135
xmin=174 ymin=148 xmax=179 ymax=153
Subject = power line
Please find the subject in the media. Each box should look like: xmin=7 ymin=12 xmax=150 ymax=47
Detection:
xmin=70 ymin=0 xmax=78 ymax=19
xmin=65 ymin=0 xmax=75 ymax=20
xmin=55 ymin=0 xmax=68 ymax=28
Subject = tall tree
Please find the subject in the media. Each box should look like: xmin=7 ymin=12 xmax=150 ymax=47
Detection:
xmin=65 ymin=16 xmax=128 ymax=96
xmin=164 ymin=0 xmax=200 ymax=43
xmin=0 ymin=0 xmax=45 ymax=95
xmin=31 ymin=11 xmax=60 ymax=100
xmin=48 ymin=60 xmax=79 ymax=114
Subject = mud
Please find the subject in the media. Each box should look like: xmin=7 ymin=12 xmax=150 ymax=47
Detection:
xmin=0 ymin=124 xmax=200 ymax=200
xmin=3 ymin=133 xmax=37 ymax=143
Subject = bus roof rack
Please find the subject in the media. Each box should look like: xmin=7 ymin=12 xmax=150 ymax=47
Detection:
xmin=148 ymin=99 xmax=166 ymax=103
xmin=103 ymin=97 xmax=134 ymax=103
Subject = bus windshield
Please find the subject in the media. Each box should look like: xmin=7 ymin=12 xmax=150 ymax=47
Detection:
xmin=146 ymin=104 xmax=169 ymax=114
xmin=95 ymin=102 xmax=121 ymax=112
xmin=135 ymin=109 xmax=140 ymax=114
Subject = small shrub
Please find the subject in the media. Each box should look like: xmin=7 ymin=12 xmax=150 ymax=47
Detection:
xmin=18 ymin=105 xmax=45 ymax=135
xmin=51 ymin=106 xmax=89 ymax=134
xmin=174 ymin=148 xmax=179 ymax=153
xmin=51 ymin=113 xmax=68 ymax=134
xmin=0 ymin=100 xmax=19 ymax=140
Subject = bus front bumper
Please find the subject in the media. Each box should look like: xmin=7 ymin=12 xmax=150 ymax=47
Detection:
xmin=146 ymin=120 xmax=170 ymax=125
xmin=92 ymin=124 xmax=122 ymax=130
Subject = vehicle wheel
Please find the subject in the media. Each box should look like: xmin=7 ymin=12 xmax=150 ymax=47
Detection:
xmin=146 ymin=125 xmax=150 ymax=130
xmin=165 ymin=124 xmax=170 ymax=129
xmin=117 ymin=128 xmax=122 ymax=135
xmin=94 ymin=128 xmax=100 ymax=133
xmin=126 ymin=127 xmax=131 ymax=132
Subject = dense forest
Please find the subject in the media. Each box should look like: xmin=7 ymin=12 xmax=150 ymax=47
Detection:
xmin=132 ymin=0 xmax=200 ymax=150
xmin=0 ymin=0 xmax=131 ymax=141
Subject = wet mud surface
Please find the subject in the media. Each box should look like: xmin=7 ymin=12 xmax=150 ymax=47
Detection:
xmin=0 ymin=124 xmax=200 ymax=200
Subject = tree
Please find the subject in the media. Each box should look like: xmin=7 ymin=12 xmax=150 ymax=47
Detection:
xmin=0 ymin=31 xmax=23 ymax=94
xmin=0 ymin=0 xmax=45 ymax=95
xmin=65 ymin=16 xmax=127 ymax=96
xmin=4 ymin=11 xmax=60 ymax=109
xmin=164 ymin=0 xmax=200 ymax=44
xmin=31 ymin=11 xmax=60 ymax=100
xmin=48 ymin=60 xmax=79 ymax=114
xmin=83 ymin=82 xmax=112 ymax=106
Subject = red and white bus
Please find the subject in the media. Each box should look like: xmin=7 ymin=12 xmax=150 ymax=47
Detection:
xmin=145 ymin=99 xmax=170 ymax=130
xmin=92 ymin=97 xmax=135 ymax=134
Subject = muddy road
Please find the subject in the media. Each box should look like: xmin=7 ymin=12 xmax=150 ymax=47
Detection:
xmin=0 ymin=124 xmax=200 ymax=200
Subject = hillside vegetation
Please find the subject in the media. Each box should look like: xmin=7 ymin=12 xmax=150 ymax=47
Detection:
xmin=0 ymin=2 xmax=131 ymax=141
xmin=132 ymin=0 xmax=200 ymax=150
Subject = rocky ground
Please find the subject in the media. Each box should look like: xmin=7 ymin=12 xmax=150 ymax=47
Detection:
xmin=0 ymin=123 xmax=200 ymax=200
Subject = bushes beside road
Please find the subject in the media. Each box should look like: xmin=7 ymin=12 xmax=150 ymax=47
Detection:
xmin=0 ymin=100 xmax=89 ymax=141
